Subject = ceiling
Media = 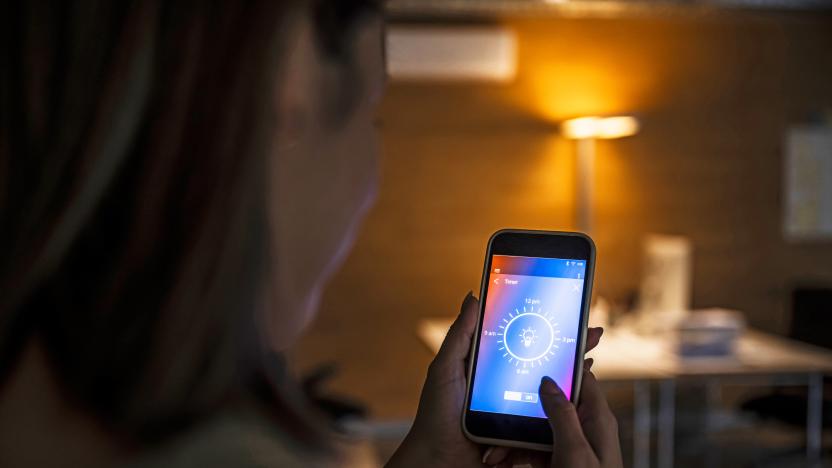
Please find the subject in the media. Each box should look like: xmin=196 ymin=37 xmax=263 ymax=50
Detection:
xmin=387 ymin=0 xmax=832 ymax=19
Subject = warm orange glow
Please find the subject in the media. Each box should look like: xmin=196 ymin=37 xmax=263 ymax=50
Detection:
xmin=509 ymin=19 xmax=660 ymax=123
xmin=562 ymin=115 xmax=639 ymax=139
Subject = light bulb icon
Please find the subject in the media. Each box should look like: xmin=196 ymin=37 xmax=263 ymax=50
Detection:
xmin=499 ymin=306 xmax=560 ymax=366
xmin=520 ymin=327 xmax=537 ymax=348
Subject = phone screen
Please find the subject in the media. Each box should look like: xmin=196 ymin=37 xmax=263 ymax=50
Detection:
xmin=469 ymin=254 xmax=587 ymax=419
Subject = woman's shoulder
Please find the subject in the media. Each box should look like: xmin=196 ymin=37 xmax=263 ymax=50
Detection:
xmin=121 ymin=411 xmax=379 ymax=468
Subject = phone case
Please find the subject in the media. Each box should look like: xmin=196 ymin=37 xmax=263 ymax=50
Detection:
xmin=461 ymin=229 xmax=596 ymax=451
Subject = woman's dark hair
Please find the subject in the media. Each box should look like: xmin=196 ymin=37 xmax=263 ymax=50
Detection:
xmin=0 ymin=0 xmax=377 ymax=448
xmin=313 ymin=0 xmax=384 ymax=124
xmin=314 ymin=0 xmax=383 ymax=59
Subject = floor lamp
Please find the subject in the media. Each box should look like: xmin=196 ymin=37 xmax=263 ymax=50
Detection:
xmin=561 ymin=116 xmax=640 ymax=233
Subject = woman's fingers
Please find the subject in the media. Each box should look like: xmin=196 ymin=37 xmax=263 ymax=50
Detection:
xmin=482 ymin=446 xmax=511 ymax=465
xmin=539 ymin=376 xmax=591 ymax=464
xmin=585 ymin=327 xmax=603 ymax=353
xmin=484 ymin=446 xmax=548 ymax=467
xmin=495 ymin=449 xmax=550 ymax=468
xmin=584 ymin=358 xmax=595 ymax=372
xmin=576 ymin=370 xmax=622 ymax=466
xmin=431 ymin=292 xmax=478 ymax=372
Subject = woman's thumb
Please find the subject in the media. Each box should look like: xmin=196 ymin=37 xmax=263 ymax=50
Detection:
xmin=539 ymin=377 xmax=588 ymax=453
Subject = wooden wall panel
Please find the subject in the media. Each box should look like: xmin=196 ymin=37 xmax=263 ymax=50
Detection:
xmin=290 ymin=11 xmax=832 ymax=419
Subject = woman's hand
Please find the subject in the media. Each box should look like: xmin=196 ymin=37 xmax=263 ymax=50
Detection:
xmin=387 ymin=292 xmax=609 ymax=468
xmin=386 ymin=292 xmax=483 ymax=468
xmin=484 ymin=361 xmax=622 ymax=468
xmin=539 ymin=363 xmax=623 ymax=468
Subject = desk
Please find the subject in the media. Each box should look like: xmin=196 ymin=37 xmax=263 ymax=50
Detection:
xmin=418 ymin=321 xmax=832 ymax=468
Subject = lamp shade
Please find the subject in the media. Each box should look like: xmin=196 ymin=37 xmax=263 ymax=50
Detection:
xmin=562 ymin=115 xmax=640 ymax=139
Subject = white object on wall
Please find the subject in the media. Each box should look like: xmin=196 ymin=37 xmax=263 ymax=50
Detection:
xmin=783 ymin=125 xmax=832 ymax=241
xmin=385 ymin=26 xmax=516 ymax=82
xmin=635 ymin=234 xmax=693 ymax=333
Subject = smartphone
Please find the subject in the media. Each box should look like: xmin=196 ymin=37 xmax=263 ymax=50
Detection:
xmin=462 ymin=229 xmax=595 ymax=451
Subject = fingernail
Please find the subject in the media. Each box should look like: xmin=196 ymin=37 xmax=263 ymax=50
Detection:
xmin=540 ymin=376 xmax=560 ymax=395
xmin=584 ymin=358 xmax=594 ymax=371
xmin=462 ymin=291 xmax=476 ymax=308
xmin=598 ymin=327 xmax=604 ymax=337
xmin=482 ymin=447 xmax=494 ymax=464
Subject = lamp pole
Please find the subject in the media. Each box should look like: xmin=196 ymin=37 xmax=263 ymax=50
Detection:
xmin=562 ymin=115 xmax=639 ymax=234
xmin=575 ymin=137 xmax=595 ymax=234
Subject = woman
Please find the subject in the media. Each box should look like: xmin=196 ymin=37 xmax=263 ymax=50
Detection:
xmin=0 ymin=1 xmax=622 ymax=467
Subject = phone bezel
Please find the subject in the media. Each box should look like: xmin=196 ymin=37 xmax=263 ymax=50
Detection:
xmin=461 ymin=229 xmax=596 ymax=451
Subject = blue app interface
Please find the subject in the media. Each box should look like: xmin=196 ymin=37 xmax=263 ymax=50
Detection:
xmin=469 ymin=255 xmax=587 ymax=418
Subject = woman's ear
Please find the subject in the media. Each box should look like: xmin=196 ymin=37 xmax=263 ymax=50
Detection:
xmin=354 ymin=13 xmax=387 ymax=106
xmin=273 ymin=17 xmax=316 ymax=151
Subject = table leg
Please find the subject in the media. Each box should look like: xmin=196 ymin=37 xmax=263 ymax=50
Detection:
xmin=657 ymin=379 xmax=675 ymax=468
xmin=807 ymin=372 xmax=823 ymax=464
xmin=704 ymin=379 xmax=722 ymax=467
xmin=633 ymin=380 xmax=651 ymax=468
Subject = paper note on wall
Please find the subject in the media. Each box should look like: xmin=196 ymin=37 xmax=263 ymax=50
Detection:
xmin=784 ymin=126 xmax=832 ymax=241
